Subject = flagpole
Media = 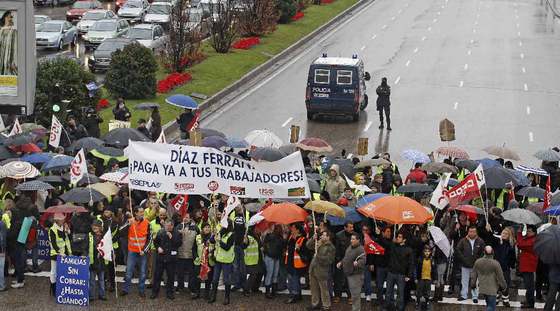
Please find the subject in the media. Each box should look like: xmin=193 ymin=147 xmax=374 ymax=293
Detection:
xmin=112 ymin=248 xmax=118 ymax=298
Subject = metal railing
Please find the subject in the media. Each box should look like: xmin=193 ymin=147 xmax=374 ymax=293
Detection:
xmin=543 ymin=0 xmax=560 ymax=18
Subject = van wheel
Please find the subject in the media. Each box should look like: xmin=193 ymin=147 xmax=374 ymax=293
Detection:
xmin=306 ymin=111 xmax=314 ymax=121
xmin=360 ymin=94 xmax=368 ymax=111
xmin=352 ymin=111 xmax=360 ymax=122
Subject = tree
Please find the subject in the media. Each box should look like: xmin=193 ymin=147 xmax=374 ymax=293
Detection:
xmin=105 ymin=43 xmax=158 ymax=99
xmin=209 ymin=0 xmax=239 ymax=53
xmin=34 ymin=57 xmax=100 ymax=127
xmin=277 ymin=0 xmax=297 ymax=24
xmin=237 ymin=0 xmax=278 ymax=37
xmin=161 ymin=0 xmax=204 ymax=72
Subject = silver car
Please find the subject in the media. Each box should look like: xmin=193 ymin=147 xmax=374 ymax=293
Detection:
xmin=117 ymin=0 xmax=150 ymax=22
xmin=77 ymin=9 xmax=117 ymax=34
xmin=35 ymin=20 xmax=78 ymax=50
xmin=143 ymin=2 xmax=172 ymax=25
xmin=126 ymin=23 xmax=167 ymax=51
xmin=83 ymin=19 xmax=130 ymax=49
xmin=35 ymin=15 xmax=51 ymax=30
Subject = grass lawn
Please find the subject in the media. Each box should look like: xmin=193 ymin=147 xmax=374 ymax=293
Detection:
xmin=99 ymin=0 xmax=359 ymax=134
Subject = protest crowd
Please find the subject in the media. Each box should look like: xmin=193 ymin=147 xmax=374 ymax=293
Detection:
xmin=1 ymin=107 xmax=560 ymax=311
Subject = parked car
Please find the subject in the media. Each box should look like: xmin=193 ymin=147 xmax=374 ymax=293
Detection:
xmin=185 ymin=8 xmax=210 ymax=37
xmin=115 ymin=0 xmax=128 ymax=11
xmin=66 ymin=0 xmax=103 ymax=23
xmin=88 ymin=38 xmax=135 ymax=72
xmin=117 ymin=0 xmax=150 ymax=22
xmin=125 ymin=23 xmax=167 ymax=51
xmin=35 ymin=15 xmax=51 ymax=30
xmin=77 ymin=9 xmax=117 ymax=34
xmin=36 ymin=20 xmax=78 ymax=50
xmin=34 ymin=0 xmax=74 ymax=6
xmin=143 ymin=2 xmax=172 ymax=25
xmin=83 ymin=19 xmax=130 ymax=49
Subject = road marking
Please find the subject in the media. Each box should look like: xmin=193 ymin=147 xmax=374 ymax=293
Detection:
xmin=464 ymin=63 xmax=469 ymax=70
xmin=524 ymin=83 xmax=528 ymax=91
xmin=427 ymin=26 xmax=432 ymax=31
xmin=467 ymin=50 xmax=472 ymax=55
xmin=529 ymin=132 xmax=534 ymax=142
xmin=520 ymin=53 xmax=524 ymax=59
xmin=391 ymin=16 xmax=396 ymax=21
xmin=372 ymin=34 xmax=377 ymax=40
xmin=394 ymin=76 xmax=401 ymax=84
xmin=360 ymin=45 xmax=366 ymax=51
xmin=476 ymin=13 xmax=480 ymax=18
xmin=382 ymin=24 xmax=388 ymax=29
xmin=516 ymin=23 xmax=520 ymax=28
xmin=518 ymin=31 xmax=521 ymax=36
xmin=413 ymin=47 xmax=419 ymax=53
xmin=441 ymin=5 xmax=445 ymax=9
xmin=363 ymin=121 xmax=373 ymax=132
xmin=433 ymin=18 xmax=438 ymax=23
xmin=454 ymin=102 xmax=459 ymax=110
xmin=398 ymin=9 xmax=402 ymax=14
xmin=521 ymin=67 xmax=526 ymax=73
xmin=405 ymin=60 xmax=411 ymax=67
xmin=421 ymin=36 xmax=427 ymax=41
xmin=526 ymin=106 xmax=531 ymax=115
xmin=437 ymin=11 xmax=441 ymax=15
xmin=281 ymin=117 xmax=293 ymax=127
xmin=470 ymin=39 xmax=474 ymax=44
xmin=459 ymin=81 xmax=464 ymax=87
xmin=519 ymin=41 xmax=523 ymax=47
xmin=474 ymin=21 xmax=478 ymax=26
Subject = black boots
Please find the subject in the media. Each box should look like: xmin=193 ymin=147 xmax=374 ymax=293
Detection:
xmin=50 ymin=283 xmax=56 ymax=296
xmin=224 ymin=285 xmax=231 ymax=305
xmin=433 ymin=286 xmax=443 ymax=302
xmin=208 ymin=288 xmax=217 ymax=303
xmin=265 ymin=286 xmax=273 ymax=299
xmin=271 ymin=283 xmax=277 ymax=298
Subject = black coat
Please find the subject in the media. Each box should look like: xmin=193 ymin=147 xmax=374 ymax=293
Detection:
xmin=376 ymin=85 xmax=391 ymax=109
xmin=82 ymin=115 xmax=103 ymax=138
xmin=388 ymin=243 xmax=415 ymax=277
xmin=154 ymin=229 xmax=182 ymax=262
xmin=113 ymin=106 xmax=131 ymax=121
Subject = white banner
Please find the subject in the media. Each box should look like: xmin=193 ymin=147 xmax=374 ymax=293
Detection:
xmin=70 ymin=149 xmax=88 ymax=185
xmin=49 ymin=115 xmax=63 ymax=148
xmin=8 ymin=117 xmax=21 ymax=137
xmin=125 ymin=141 xmax=310 ymax=198
xmin=430 ymin=173 xmax=451 ymax=210
xmin=97 ymin=230 xmax=113 ymax=262
xmin=155 ymin=131 xmax=166 ymax=144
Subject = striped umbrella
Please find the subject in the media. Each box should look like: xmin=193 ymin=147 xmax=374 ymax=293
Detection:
xmin=0 ymin=166 xmax=6 ymax=178
xmin=15 ymin=180 xmax=55 ymax=191
xmin=295 ymin=137 xmax=333 ymax=153
xmin=100 ymin=168 xmax=129 ymax=184
xmin=2 ymin=161 xmax=39 ymax=179
xmin=435 ymin=146 xmax=469 ymax=159
xmin=516 ymin=165 xmax=549 ymax=176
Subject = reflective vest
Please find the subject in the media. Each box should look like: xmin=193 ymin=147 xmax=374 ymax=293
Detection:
xmin=194 ymin=234 xmax=215 ymax=266
xmin=96 ymin=215 xmax=119 ymax=250
xmin=285 ymin=236 xmax=307 ymax=269
xmin=49 ymin=226 xmax=72 ymax=257
xmin=229 ymin=210 xmax=250 ymax=224
xmin=457 ymin=169 xmax=465 ymax=181
xmin=0 ymin=190 xmax=14 ymax=212
xmin=527 ymin=197 xmax=539 ymax=204
xmin=215 ymin=232 xmax=234 ymax=264
xmin=353 ymin=188 xmax=365 ymax=198
xmin=128 ymin=219 xmax=149 ymax=253
xmin=149 ymin=218 xmax=163 ymax=250
xmin=391 ymin=185 xmax=402 ymax=196
xmin=88 ymin=233 xmax=108 ymax=265
xmin=496 ymin=189 xmax=506 ymax=209
xmin=1 ymin=212 xmax=10 ymax=229
xmin=244 ymin=235 xmax=259 ymax=266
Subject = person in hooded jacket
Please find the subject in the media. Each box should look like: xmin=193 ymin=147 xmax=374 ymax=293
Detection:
xmin=306 ymin=228 xmax=335 ymax=310
xmin=376 ymin=77 xmax=391 ymax=130
xmin=324 ymin=164 xmax=346 ymax=203
xmin=82 ymin=107 xmax=103 ymax=138
xmin=112 ymin=98 xmax=131 ymax=122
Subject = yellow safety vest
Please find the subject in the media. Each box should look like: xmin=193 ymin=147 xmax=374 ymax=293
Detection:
xmin=244 ymin=236 xmax=259 ymax=266
xmin=149 ymin=219 xmax=162 ymax=250
xmin=215 ymin=232 xmax=234 ymax=264
xmin=49 ymin=226 xmax=72 ymax=257
xmin=96 ymin=215 xmax=119 ymax=249
xmin=496 ymin=189 xmax=506 ymax=209
xmin=194 ymin=234 xmax=215 ymax=266
xmin=391 ymin=185 xmax=402 ymax=196
xmin=88 ymin=233 xmax=108 ymax=265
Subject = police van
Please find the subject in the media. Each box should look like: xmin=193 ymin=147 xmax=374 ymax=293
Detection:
xmin=305 ymin=54 xmax=371 ymax=121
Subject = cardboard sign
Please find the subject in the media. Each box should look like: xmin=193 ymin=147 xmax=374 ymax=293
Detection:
xmin=108 ymin=120 xmax=130 ymax=132
xmin=56 ymin=255 xmax=90 ymax=306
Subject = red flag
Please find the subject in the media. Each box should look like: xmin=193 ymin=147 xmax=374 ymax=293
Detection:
xmin=544 ymin=176 xmax=551 ymax=210
xmin=364 ymin=233 xmax=385 ymax=255
xmin=170 ymin=194 xmax=189 ymax=218
xmin=198 ymin=244 xmax=210 ymax=280
xmin=445 ymin=173 xmax=481 ymax=207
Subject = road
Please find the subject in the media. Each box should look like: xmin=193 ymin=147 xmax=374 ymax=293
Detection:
xmin=202 ymin=0 xmax=560 ymax=169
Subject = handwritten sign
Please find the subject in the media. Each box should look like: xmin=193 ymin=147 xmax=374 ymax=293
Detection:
xmin=108 ymin=120 xmax=130 ymax=132
xmin=26 ymin=228 xmax=50 ymax=261
xmin=56 ymin=255 xmax=90 ymax=306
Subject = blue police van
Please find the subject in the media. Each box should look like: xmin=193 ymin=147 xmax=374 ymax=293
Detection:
xmin=305 ymin=54 xmax=371 ymax=121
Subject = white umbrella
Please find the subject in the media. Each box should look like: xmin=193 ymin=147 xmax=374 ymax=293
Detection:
xmin=249 ymin=212 xmax=265 ymax=226
xmin=428 ymin=226 xmax=451 ymax=258
xmin=100 ymin=169 xmax=129 ymax=184
xmin=244 ymin=130 xmax=283 ymax=148
xmin=2 ymin=161 xmax=39 ymax=180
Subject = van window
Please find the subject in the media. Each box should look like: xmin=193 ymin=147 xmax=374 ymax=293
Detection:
xmin=337 ymin=70 xmax=352 ymax=85
xmin=314 ymin=69 xmax=330 ymax=84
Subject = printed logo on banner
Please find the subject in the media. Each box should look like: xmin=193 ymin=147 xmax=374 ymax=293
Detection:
xmin=288 ymin=187 xmax=306 ymax=197
xmin=259 ymin=188 xmax=275 ymax=196
xmin=207 ymin=181 xmax=219 ymax=192
xmin=230 ymin=186 xmax=246 ymax=195
xmin=175 ymin=183 xmax=195 ymax=191
xmin=130 ymin=179 xmax=162 ymax=189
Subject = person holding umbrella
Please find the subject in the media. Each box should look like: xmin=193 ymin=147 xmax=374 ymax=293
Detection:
xmin=176 ymin=108 xmax=201 ymax=139
xmin=48 ymin=213 xmax=71 ymax=297
xmin=517 ymin=225 xmax=538 ymax=308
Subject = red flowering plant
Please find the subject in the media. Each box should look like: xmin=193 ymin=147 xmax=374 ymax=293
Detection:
xmin=232 ymin=37 xmax=261 ymax=50
xmin=96 ymin=98 xmax=110 ymax=111
xmin=157 ymin=72 xmax=192 ymax=93
xmin=291 ymin=11 xmax=304 ymax=21
xmin=321 ymin=0 xmax=334 ymax=4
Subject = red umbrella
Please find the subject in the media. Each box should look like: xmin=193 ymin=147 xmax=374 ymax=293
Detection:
xmin=295 ymin=137 xmax=333 ymax=153
xmin=45 ymin=204 xmax=89 ymax=214
xmin=450 ymin=205 xmax=484 ymax=215
xmin=435 ymin=146 xmax=469 ymax=159
xmin=9 ymin=143 xmax=42 ymax=154
xmin=261 ymin=202 xmax=308 ymax=224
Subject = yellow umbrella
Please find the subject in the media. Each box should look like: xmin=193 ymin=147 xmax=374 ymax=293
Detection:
xmin=89 ymin=182 xmax=119 ymax=198
xmin=304 ymin=200 xmax=345 ymax=218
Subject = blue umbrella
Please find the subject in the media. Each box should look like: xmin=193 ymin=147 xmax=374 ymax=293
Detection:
xmin=42 ymin=155 xmax=74 ymax=171
xmin=544 ymin=205 xmax=560 ymax=216
xmin=326 ymin=206 xmax=364 ymax=226
xmin=227 ymin=137 xmax=249 ymax=148
xmin=202 ymin=136 xmax=229 ymax=149
xmin=21 ymin=152 xmax=55 ymax=164
xmin=476 ymin=158 xmax=501 ymax=169
xmin=356 ymin=193 xmax=388 ymax=209
xmin=401 ymin=149 xmax=430 ymax=164
xmin=165 ymin=94 xmax=198 ymax=109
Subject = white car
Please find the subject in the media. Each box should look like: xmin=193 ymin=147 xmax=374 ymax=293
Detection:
xmin=83 ymin=19 xmax=130 ymax=49
xmin=126 ymin=23 xmax=167 ymax=51
xmin=77 ymin=9 xmax=117 ymax=34
xmin=36 ymin=20 xmax=78 ymax=50
xmin=34 ymin=15 xmax=51 ymax=30
xmin=117 ymin=0 xmax=149 ymax=22
xmin=143 ymin=2 xmax=172 ymax=25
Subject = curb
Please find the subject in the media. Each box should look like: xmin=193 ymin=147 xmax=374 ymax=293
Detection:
xmin=163 ymin=0 xmax=371 ymax=138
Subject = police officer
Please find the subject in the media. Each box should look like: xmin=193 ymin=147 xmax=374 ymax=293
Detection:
xmin=376 ymin=77 xmax=391 ymax=130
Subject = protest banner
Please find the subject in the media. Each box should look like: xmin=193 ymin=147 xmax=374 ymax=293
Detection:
xmin=125 ymin=141 xmax=310 ymax=198
xmin=26 ymin=227 xmax=50 ymax=260
xmin=445 ymin=173 xmax=480 ymax=207
xmin=56 ymin=255 xmax=90 ymax=306
xmin=70 ymin=149 xmax=87 ymax=185
xmin=49 ymin=115 xmax=63 ymax=148
xmin=108 ymin=120 xmax=130 ymax=132
xmin=430 ymin=173 xmax=451 ymax=210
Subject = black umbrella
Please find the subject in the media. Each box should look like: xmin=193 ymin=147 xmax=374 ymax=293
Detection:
xmin=135 ymin=102 xmax=160 ymax=110
xmin=38 ymin=175 xmax=65 ymax=184
xmin=516 ymin=186 xmax=545 ymax=199
xmin=3 ymin=133 xmax=35 ymax=146
xmin=484 ymin=166 xmax=529 ymax=189
xmin=69 ymin=137 xmax=104 ymax=153
xmin=0 ymin=145 xmax=16 ymax=160
xmin=552 ymin=192 xmax=560 ymax=206
xmin=534 ymin=224 xmax=560 ymax=264
xmin=62 ymin=172 xmax=100 ymax=186
xmin=60 ymin=187 xmax=106 ymax=204
xmin=199 ymin=128 xmax=226 ymax=138
xmin=326 ymin=158 xmax=355 ymax=179
xmin=397 ymin=183 xmax=433 ymax=193
xmin=249 ymin=147 xmax=287 ymax=162
xmin=308 ymin=178 xmax=321 ymax=193
xmin=91 ymin=146 xmax=124 ymax=158
xmin=103 ymin=128 xmax=151 ymax=148
xmin=307 ymin=173 xmax=321 ymax=181
xmin=455 ymin=159 xmax=479 ymax=172
xmin=15 ymin=180 xmax=55 ymax=191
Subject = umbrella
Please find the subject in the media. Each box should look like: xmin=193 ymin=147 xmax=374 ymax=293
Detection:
xmin=100 ymin=169 xmax=129 ymax=184
xmin=15 ymin=180 xmax=54 ymax=191
xmin=89 ymin=182 xmax=120 ymax=198
xmin=295 ymin=138 xmax=333 ymax=153
xmin=199 ymin=128 xmax=226 ymax=138
xmin=534 ymin=224 xmax=560 ymax=264
xmin=248 ymin=212 xmax=265 ymax=226
xmin=517 ymin=186 xmax=545 ymax=199
xmin=304 ymin=200 xmax=345 ymax=218
xmin=62 ymin=172 xmax=100 ymax=186
xmin=326 ymin=158 xmax=355 ymax=178
xmin=9 ymin=143 xmax=42 ymax=154
xmin=484 ymin=166 xmax=530 ymax=189
xmin=534 ymin=149 xmax=560 ymax=162
xmin=552 ymin=192 xmax=560 ymax=206
xmin=456 ymin=159 xmax=499 ymax=171
xmin=401 ymin=149 xmax=430 ymax=164
xmin=428 ymin=226 xmax=451 ymax=257
xmin=447 ymin=178 xmax=459 ymax=187
xmin=516 ymin=165 xmax=549 ymax=176
xmin=42 ymin=155 xmax=74 ymax=171
xmin=2 ymin=161 xmax=39 ymax=179
xmin=501 ymin=208 xmax=541 ymax=225
xmin=421 ymin=162 xmax=457 ymax=174
xmin=326 ymin=206 xmax=364 ymax=226
xmin=165 ymin=94 xmax=198 ymax=109
xmin=245 ymin=130 xmax=283 ymax=148
xmin=135 ymin=102 xmax=160 ymax=110
xmin=306 ymin=173 xmax=321 ymax=181
xmin=0 ymin=145 xmax=16 ymax=160
xmin=356 ymin=193 xmax=388 ymax=208
xmin=397 ymin=183 xmax=433 ymax=193
xmin=354 ymin=158 xmax=391 ymax=169
xmin=250 ymin=147 xmax=287 ymax=162
xmin=244 ymin=202 xmax=263 ymax=213
xmin=60 ymin=187 xmax=106 ymax=204
xmin=3 ymin=133 xmax=35 ymax=146
xmin=21 ymin=152 xmax=55 ymax=164
xmin=450 ymin=205 xmax=485 ymax=215
xmin=260 ymin=202 xmax=308 ymax=224
xmin=0 ymin=158 xmax=19 ymax=166
xmin=226 ymin=137 xmax=249 ymax=149
xmin=69 ymin=137 xmax=104 ymax=153
xmin=544 ymin=205 xmax=560 ymax=216
xmin=90 ymin=146 xmax=127 ymax=163
xmin=0 ymin=166 xmax=6 ymax=179
xmin=45 ymin=204 xmax=89 ymax=214
xmin=435 ymin=146 xmax=469 ymax=159
xmin=38 ymin=175 xmax=65 ymax=184
xmin=202 ymin=136 xmax=229 ymax=149
xmin=483 ymin=144 xmax=520 ymax=161
xmin=103 ymin=128 xmax=151 ymax=148
xmin=279 ymin=144 xmax=298 ymax=155
xmin=358 ymin=196 xmax=433 ymax=224
xmin=308 ymin=178 xmax=321 ymax=193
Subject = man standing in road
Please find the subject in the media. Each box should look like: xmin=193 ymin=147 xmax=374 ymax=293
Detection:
xmin=470 ymin=246 xmax=507 ymax=311
xmin=376 ymin=77 xmax=391 ymax=130
xmin=456 ymin=225 xmax=485 ymax=303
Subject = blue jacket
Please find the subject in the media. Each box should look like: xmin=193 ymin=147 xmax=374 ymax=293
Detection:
xmin=0 ymin=214 xmax=7 ymax=253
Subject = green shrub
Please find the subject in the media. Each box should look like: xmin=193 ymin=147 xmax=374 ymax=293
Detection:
xmin=277 ymin=0 xmax=297 ymax=23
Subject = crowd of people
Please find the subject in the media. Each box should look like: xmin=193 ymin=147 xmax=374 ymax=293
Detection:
xmin=0 ymin=113 xmax=559 ymax=311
